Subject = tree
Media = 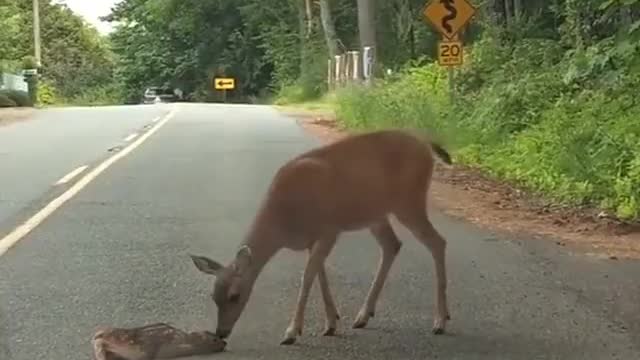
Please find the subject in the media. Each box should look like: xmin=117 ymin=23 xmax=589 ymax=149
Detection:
xmin=319 ymin=0 xmax=339 ymax=59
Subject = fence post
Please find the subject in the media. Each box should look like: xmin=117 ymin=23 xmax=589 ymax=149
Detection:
xmin=362 ymin=46 xmax=375 ymax=86
xmin=334 ymin=55 xmax=341 ymax=88
xmin=352 ymin=51 xmax=360 ymax=82
xmin=327 ymin=58 xmax=334 ymax=91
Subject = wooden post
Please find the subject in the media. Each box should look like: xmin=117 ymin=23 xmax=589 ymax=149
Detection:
xmin=352 ymin=51 xmax=360 ymax=81
xmin=448 ymin=67 xmax=454 ymax=104
xmin=345 ymin=52 xmax=352 ymax=85
xmin=327 ymin=58 xmax=332 ymax=90
xmin=341 ymin=53 xmax=347 ymax=86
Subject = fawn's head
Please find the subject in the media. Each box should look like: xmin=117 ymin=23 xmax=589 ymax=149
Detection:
xmin=190 ymin=246 xmax=254 ymax=339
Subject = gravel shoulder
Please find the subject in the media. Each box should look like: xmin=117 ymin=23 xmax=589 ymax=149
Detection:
xmin=0 ymin=108 xmax=35 ymax=127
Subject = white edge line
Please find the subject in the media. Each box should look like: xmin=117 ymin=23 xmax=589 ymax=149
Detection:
xmin=0 ymin=107 xmax=178 ymax=257
xmin=152 ymin=116 xmax=161 ymax=123
xmin=54 ymin=165 xmax=89 ymax=185
xmin=124 ymin=133 xmax=139 ymax=142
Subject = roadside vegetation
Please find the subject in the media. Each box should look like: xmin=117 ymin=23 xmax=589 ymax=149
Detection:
xmin=279 ymin=0 xmax=640 ymax=223
xmin=0 ymin=0 xmax=118 ymax=107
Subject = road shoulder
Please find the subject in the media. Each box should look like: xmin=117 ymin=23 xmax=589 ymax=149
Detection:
xmin=278 ymin=106 xmax=640 ymax=261
xmin=0 ymin=108 xmax=35 ymax=127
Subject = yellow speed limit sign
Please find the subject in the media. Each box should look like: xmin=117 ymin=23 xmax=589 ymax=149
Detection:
xmin=437 ymin=40 xmax=463 ymax=66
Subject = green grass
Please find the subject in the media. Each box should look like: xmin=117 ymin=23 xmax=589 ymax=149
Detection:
xmin=321 ymin=34 xmax=640 ymax=222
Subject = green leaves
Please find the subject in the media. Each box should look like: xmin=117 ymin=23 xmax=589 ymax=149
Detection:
xmin=0 ymin=0 xmax=116 ymax=103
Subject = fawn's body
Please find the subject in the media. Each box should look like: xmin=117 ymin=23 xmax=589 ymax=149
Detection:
xmin=190 ymin=129 xmax=452 ymax=345
xmin=91 ymin=323 xmax=226 ymax=360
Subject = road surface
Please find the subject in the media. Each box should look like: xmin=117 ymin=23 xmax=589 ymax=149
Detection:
xmin=0 ymin=103 xmax=639 ymax=360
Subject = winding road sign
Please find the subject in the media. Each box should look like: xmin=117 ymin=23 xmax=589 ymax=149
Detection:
xmin=423 ymin=0 xmax=476 ymax=40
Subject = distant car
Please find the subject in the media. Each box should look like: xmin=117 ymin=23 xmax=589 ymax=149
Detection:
xmin=142 ymin=87 xmax=177 ymax=104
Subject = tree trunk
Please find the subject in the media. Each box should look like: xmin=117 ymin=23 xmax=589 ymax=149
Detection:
xmin=319 ymin=0 xmax=338 ymax=59
xmin=408 ymin=22 xmax=415 ymax=60
xmin=491 ymin=0 xmax=507 ymax=29
xmin=356 ymin=0 xmax=376 ymax=85
xmin=513 ymin=0 xmax=522 ymax=21
xmin=297 ymin=0 xmax=309 ymax=76
xmin=504 ymin=0 xmax=513 ymax=26
xmin=305 ymin=0 xmax=313 ymax=38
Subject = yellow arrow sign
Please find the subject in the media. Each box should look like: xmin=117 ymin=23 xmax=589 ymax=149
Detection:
xmin=423 ymin=0 xmax=477 ymax=40
xmin=214 ymin=77 xmax=235 ymax=90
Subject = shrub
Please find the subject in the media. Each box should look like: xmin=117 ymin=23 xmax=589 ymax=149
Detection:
xmin=0 ymin=90 xmax=33 ymax=107
xmin=37 ymin=80 xmax=58 ymax=105
xmin=0 ymin=93 xmax=17 ymax=107
xmin=334 ymin=29 xmax=640 ymax=221
xmin=67 ymin=84 xmax=121 ymax=106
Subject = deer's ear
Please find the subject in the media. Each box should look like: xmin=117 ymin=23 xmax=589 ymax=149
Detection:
xmin=189 ymin=254 xmax=224 ymax=276
xmin=232 ymin=245 xmax=252 ymax=275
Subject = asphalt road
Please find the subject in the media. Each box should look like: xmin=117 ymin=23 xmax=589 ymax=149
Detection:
xmin=1 ymin=103 xmax=639 ymax=360
xmin=0 ymin=104 xmax=171 ymax=231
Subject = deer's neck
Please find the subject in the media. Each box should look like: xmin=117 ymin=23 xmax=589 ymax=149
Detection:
xmin=241 ymin=204 xmax=286 ymax=278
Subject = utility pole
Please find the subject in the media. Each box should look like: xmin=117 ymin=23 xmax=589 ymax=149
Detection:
xmin=356 ymin=0 xmax=376 ymax=86
xmin=33 ymin=0 xmax=41 ymax=67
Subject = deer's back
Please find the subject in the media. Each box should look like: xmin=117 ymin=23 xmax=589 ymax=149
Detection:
xmin=265 ymin=130 xmax=434 ymax=236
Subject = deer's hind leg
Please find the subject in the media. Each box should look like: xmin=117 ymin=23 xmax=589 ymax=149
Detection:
xmin=395 ymin=198 xmax=450 ymax=335
xmin=352 ymin=218 xmax=402 ymax=329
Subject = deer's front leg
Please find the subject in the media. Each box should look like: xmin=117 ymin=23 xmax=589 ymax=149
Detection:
xmin=281 ymin=237 xmax=337 ymax=345
xmin=318 ymin=264 xmax=340 ymax=336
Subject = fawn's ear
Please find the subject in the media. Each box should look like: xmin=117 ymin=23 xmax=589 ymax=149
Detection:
xmin=232 ymin=245 xmax=252 ymax=276
xmin=189 ymin=254 xmax=224 ymax=276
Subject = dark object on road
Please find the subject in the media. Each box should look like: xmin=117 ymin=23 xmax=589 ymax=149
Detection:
xmin=142 ymin=87 xmax=178 ymax=104
xmin=91 ymin=322 xmax=227 ymax=360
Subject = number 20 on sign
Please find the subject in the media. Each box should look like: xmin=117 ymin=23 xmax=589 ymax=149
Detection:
xmin=438 ymin=40 xmax=463 ymax=66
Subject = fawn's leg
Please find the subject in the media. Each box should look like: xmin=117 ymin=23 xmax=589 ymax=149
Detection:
xmin=396 ymin=205 xmax=450 ymax=335
xmin=91 ymin=338 xmax=108 ymax=360
xmin=353 ymin=218 xmax=402 ymax=329
xmin=281 ymin=236 xmax=337 ymax=345
xmin=318 ymin=263 xmax=340 ymax=336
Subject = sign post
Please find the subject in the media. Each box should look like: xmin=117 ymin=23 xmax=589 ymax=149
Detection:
xmin=423 ymin=0 xmax=476 ymax=103
xmin=213 ymin=77 xmax=235 ymax=103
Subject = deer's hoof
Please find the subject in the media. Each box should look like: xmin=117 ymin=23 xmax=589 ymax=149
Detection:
xmin=280 ymin=337 xmax=297 ymax=345
xmin=352 ymin=319 xmax=367 ymax=329
xmin=281 ymin=326 xmax=300 ymax=345
xmin=352 ymin=309 xmax=373 ymax=329
xmin=322 ymin=327 xmax=336 ymax=336
xmin=432 ymin=313 xmax=448 ymax=335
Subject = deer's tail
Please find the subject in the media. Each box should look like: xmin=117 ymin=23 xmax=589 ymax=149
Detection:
xmin=430 ymin=141 xmax=452 ymax=165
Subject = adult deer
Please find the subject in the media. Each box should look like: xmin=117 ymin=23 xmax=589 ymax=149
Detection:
xmin=190 ymin=129 xmax=452 ymax=345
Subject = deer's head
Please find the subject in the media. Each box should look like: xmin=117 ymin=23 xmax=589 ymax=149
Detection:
xmin=189 ymin=246 xmax=254 ymax=339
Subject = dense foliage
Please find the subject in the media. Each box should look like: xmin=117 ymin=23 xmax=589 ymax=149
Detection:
xmin=0 ymin=0 xmax=116 ymax=105
xmin=334 ymin=0 xmax=640 ymax=220
xmin=102 ymin=0 xmax=452 ymax=103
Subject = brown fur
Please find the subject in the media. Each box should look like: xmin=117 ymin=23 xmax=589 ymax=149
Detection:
xmin=190 ymin=129 xmax=452 ymax=345
xmin=91 ymin=323 xmax=226 ymax=360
